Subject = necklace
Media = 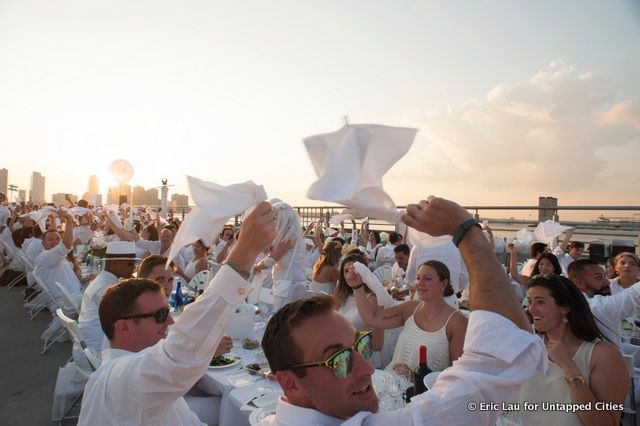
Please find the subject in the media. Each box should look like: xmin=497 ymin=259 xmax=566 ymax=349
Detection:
xmin=419 ymin=303 xmax=447 ymax=329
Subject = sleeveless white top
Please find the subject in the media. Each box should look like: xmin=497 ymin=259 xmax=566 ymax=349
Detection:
xmin=184 ymin=257 xmax=204 ymax=279
xmin=514 ymin=339 xmax=596 ymax=426
xmin=385 ymin=304 xmax=457 ymax=372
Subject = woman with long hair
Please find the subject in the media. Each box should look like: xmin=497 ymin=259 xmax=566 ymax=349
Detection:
xmin=310 ymin=240 xmax=341 ymax=294
xmin=510 ymin=250 xmax=563 ymax=286
xmin=333 ymin=253 xmax=385 ymax=356
xmin=345 ymin=259 xmax=467 ymax=376
xmin=514 ymin=274 xmax=628 ymax=425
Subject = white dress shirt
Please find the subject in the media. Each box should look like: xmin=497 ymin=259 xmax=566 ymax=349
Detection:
xmin=78 ymin=271 xmax=119 ymax=351
xmin=24 ymin=238 xmax=43 ymax=286
xmin=521 ymin=258 xmax=537 ymax=277
xmin=586 ymin=282 xmax=640 ymax=347
xmin=78 ymin=265 xmax=247 ymax=426
xmin=552 ymin=247 xmax=573 ymax=277
xmin=259 ymin=311 xmax=547 ymax=426
xmin=390 ymin=262 xmax=406 ymax=285
xmin=34 ymin=242 xmax=82 ymax=303
xmin=375 ymin=244 xmax=396 ymax=267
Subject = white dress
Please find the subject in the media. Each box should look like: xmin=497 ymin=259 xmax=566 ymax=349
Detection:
xmin=385 ymin=305 xmax=457 ymax=372
xmin=271 ymin=237 xmax=307 ymax=310
xmin=514 ymin=340 xmax=596 ymax=426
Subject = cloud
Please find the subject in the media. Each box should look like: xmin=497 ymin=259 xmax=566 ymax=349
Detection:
xmin=408 ymin=60 xmax=640 ymax=194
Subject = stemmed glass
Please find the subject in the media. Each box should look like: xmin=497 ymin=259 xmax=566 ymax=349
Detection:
xmin=254 ymin=349 xmax=273 ymax=394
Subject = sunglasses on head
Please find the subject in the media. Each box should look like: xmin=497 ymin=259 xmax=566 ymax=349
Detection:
xmin=118 ymin=307 xmax=170 ymax=324
xmin=289 ymin=331 xmax=373 ymax=379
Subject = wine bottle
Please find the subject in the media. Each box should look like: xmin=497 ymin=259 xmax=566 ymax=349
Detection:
xmin=413 ymin=345 xmax=431 ymax=396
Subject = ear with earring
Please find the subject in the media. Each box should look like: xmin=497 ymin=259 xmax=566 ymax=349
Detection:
xmin=561 ymin=309 xmax=569 ymax=323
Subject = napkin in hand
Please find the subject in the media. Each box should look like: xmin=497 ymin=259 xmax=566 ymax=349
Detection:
xmin=352 ymin=261 xmax=394 ymax=307
xmin=166 ymin=176 xmax=267 ymax=265
xmin=533 ymin=220 xmax=573 ymax=244
xmin=304 ymin=123 xmax=417 ymax=223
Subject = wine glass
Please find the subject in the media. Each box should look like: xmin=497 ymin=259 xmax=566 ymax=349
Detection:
xmin=254 ymin=349 xmax=273 ymax=394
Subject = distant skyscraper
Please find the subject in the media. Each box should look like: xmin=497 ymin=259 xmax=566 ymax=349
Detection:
xmin=0 ymin=168 xmax=7 ymax=196
xmin=29 ymin=171 xmax=45 ymax=204
xmin=88 ymin=175 xmax=99 ymax=194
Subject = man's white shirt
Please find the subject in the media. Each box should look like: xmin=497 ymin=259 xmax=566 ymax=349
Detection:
xmin=78 ymin=265 xmax=247 ymax=426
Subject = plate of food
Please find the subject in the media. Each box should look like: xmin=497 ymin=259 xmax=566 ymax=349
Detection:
xmin=209 ymin=354 xmax=242 ymax=369
xmin=249 ymin=402 xmax=277 ymax=426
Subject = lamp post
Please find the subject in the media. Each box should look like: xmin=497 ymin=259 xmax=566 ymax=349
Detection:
xmin=8 ymin=184 xmax=17 ymax=201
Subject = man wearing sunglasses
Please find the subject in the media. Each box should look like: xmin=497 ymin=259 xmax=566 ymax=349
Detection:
xmin=260 ymin=196 xmax=546 ymax=426
xmin=77 ymin=241 xmax=138 ymax=369
xmin=78 ymin=201 xmax=277 ymax=426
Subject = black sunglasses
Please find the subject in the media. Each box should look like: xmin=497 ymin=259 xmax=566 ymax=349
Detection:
xmin=118 ymin=307 xmax=170 ymax=324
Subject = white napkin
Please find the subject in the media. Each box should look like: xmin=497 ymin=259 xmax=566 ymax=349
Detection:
xmin=304 ymin=123 xmax=417 ymax=223
xmin=68 ymin=207 xmax=91 ymax=217
xmin=32 ymin=206 xmax=56 ymax=232
xmin=352 ymin=261 xmax=394 ymax=307
xmin=166 ymin=176 xmax=267 ymax=265
xmin=533 ymin=221 xmax=573 ymax=244
xmin=329 ymin=213 xmax=354 ymax=226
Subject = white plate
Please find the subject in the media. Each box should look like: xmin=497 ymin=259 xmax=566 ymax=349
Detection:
xmin=423 ymin=371 xmax=440 ymax=390
xmin=208 ymin=354 xmax=242 ymax=370
xmin=249 ymin=402 xmax=277 ymax=426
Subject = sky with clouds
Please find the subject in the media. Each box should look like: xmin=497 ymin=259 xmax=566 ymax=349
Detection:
xmin=0 ymin=0 xmax=638 ymax=218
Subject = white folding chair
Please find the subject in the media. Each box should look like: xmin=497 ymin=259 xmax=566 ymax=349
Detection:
xmin=54 ymin=309 xmax=100 ymax=425
xmin=55 ymin=282 xmax=82 ymax=316
xmin=187 ymin=270 xmax=210 ymax=295
xmin=24 ymin=270 xmax=58 ymax=320
xmin=32 ymin=272 xmax=67 ymax=353
xmin=1 ymin=242 xmax=27 ymax=289
xmin=373 ymin=265 xmax=392 ymax=284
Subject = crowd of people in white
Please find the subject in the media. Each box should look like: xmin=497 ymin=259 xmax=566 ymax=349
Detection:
xmin=1 ymin=189 xmax=640 ymax=426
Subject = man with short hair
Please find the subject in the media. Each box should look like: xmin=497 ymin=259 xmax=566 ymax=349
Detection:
xmin=78 ymin=241 xmax=137 ymax=358
xmin=33 ymin=209 xmax=82 ymax=307
xmin=137 ymin=254 xmax=176 ymax=297
xmin=260 ymin=196 xmax=546 ymax=426
xmin=78 ymin=201 xmax=276 ymax=425
xmin=568 ymin=258 xmax=640 ymax=347
xmin=554 ymin=230 xmax=584 ymax=276
xmin=391 ymin=243 xmax=410 ymax=285
xmin=374 ymin=231 xmax=402 ymax=267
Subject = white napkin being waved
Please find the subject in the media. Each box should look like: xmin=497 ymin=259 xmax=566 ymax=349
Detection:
xmin=352 ymin=261 xmax=394 ymax=307
xmin=166 ymin=176 xmax=267 ymax=265
xmin=304 ymin=123 xmax=418 ymax=223
xmin=533 ymin=220 xmax=573 ymax=244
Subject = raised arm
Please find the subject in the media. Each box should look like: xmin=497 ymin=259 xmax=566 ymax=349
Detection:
xmin=558 ymin=229 xmax=573 ymax=253
xmin=359 ymin=221 xmax=368 ymax=247
xmin=402 ymin=196 xmax=530 ymax=331
xmin=345 ymin=267 xmax=416 ymax=330
xmin=105 ymin=202 xmax=277 ymax=422
xmin=508 ymin=244 xmax=529 ymax=286
xmin=57 ymin=209 xmax=75 ymax=250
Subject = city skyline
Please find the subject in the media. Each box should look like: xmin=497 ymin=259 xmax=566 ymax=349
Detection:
xmin=1 ymin=1 xmax=638 ymax=214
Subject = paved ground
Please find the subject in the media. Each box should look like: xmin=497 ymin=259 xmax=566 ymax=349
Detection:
xmin=0 ymin=285 xmax=73 ymax=426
